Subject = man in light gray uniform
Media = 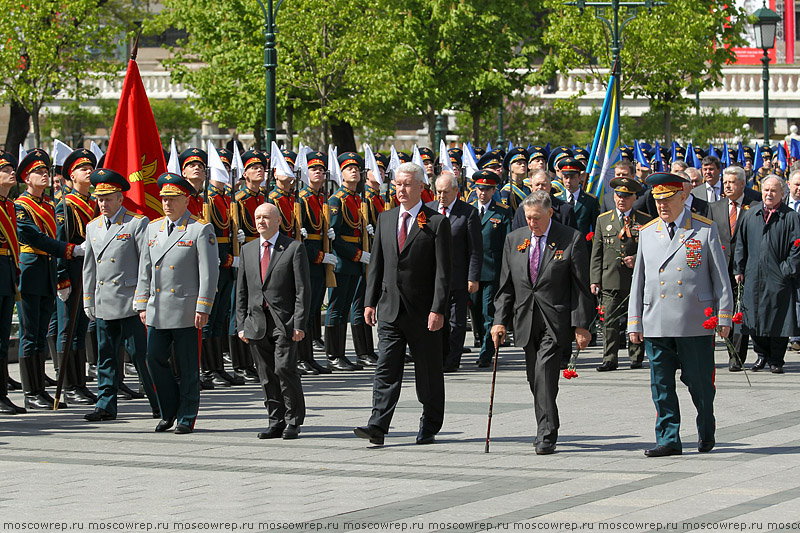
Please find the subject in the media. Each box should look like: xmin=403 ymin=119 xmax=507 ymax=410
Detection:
xmin=83 ymin=169 xmax=159 ymax=421
xmin=135 ymin=173 xmax=219 ymax=434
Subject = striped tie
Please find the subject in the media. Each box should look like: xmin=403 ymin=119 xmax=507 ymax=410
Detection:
xmin=729 ymin=200 xmax=737 ymax=236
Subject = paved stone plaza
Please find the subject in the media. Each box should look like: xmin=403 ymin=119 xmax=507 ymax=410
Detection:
xmin=1 ymin=336 xmax=800 ymax=533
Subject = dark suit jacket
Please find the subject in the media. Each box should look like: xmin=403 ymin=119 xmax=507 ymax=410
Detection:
xmin=365 ymin=204 xmax=451 ymax=323
xmin=558 ymin=190 xmax=600 ymax=238
xmin=236 ymin=233 xmax=311 ymax=340
xmin=709 ymin=195 xmax=757 ymax=268
xmin=511 ymin=195 xmax=578 ymax=231
xmin=493 ymin=221 xmax=593 ymax=349
xmin=427 ymin=199 xmax=482 ymax=289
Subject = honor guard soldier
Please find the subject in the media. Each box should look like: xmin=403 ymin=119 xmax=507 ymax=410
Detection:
xmin=500 ymin=147 xmax=531 ymax=213
xmin=229 ymin=149 xmax=267 ymax=383
xmin=590 ymin=177 xmax=652 ymax=371
xmin=467 ymin=171 xmax=511 ymax=367
xmin=419 ymin=148 xmax=437 ymax=204
xmin=135 ymin=173 xmax=219 ymax=434
xmin=200 ymin=149 xmax=244 ymax=388
xmin=350 ymin=158 xmax=384 ymax=367
xmin=55 ymin=148 xmax=99 ymax=405
xmin=15 ymin=149 xmax=85 ymax=409
xmin=0 ymin=151 xmax=24 ymax=414
xmin=296 ymin=151 xmax=336 ymax=375
xmin=268 ymin=149 xmax=299 ymax=239
xmin=326 ymin=152 xmax=369 ymax=371
xmin=179 ymin=148 xmax=208 ymax=218
xmin=82 ymin=169 xmax=160 ymax=421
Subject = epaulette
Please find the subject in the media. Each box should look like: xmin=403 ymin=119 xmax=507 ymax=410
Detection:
xmin=151 ymin=216 xmax=166 ymax=224
xmin=598 ymin=209 xmax=614 ymax=218
xmin=640 ymin=217 xmax=659 ymax=230
xmin=584 ymin=191 xmax=597 ymax=199
xmin=495 ymin=202 xmax=510 ymax=211
xmin=126 ymin=210 xmax=144 ymax=219
xmin=334 ymin=190 xmax=346 ymax=199
xmin=299 ymin=189 xmax=311 ymax=198
xmin=635 ymin=210 xmax=650 ymax=218
xmin=235 ymin=190 xmax=247 ymax=201
xmin=692 ymin=213 xmax=713 ymax=225
xmin=268 ymin=190 xmax=279 ymax=199
xmin=88 ymin=214 xmax=102 ymax=225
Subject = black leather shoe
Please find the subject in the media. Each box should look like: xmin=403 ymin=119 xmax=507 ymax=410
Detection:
xmin=8 ymin=376 xmax=21 ymax=390
xmin=124 ymin=362 xmax=138 ymax=376
xmin=354 ymin=425 xmax=384 ymax=446
xmin=43 ymin=373 xmax=57 ymax=387
xmin=242 ymin=367 xmax=260 ymax=383
xmin=597 ymin=361 xmax=618 ymax=372
xmin=84 ymin=408 xmax=115 ymax=422
xmin=174 ymin=423 xmax=192 ymax=434
xmin=152 ymin=410 xmax=161 ymax=419
xmin=87 ymin=364 xmax=97 ymax=381
xmin=38 ymin=391 xmax=66 ymax=409
xmin=119 ymin=382 xmax=144 ymax=400
xmin=211 ymin=371 xmax=232 ymax=387
xmin=65 ymin=388 xmax=96 ymax=405
xmin=25 ymin=393 xmax=53 ymax=410
xmin=461 ymin=347 xmax=472 ymax=353
xmin=199 ymin=378 xmax=215 ymax=390
xmin=751 ymin=357 xmax=766 ymax=371
xmin=282 ymin=425 xmax=300 ymax=439
xmin=327 ymin=356 xmax=359 ymax=371
xmin=476 ymin=359 xmax=491 ymax=368
xmin=222 ymin=370 xmax=245 ymax=385
xmin=308 ymin=359 xmax=332 ymax=375
xmin=155 ymin=417 xmax=176 ymax=432
xmin=644 ymin=445 xmax=682 ymax=457
xmin=729 ymin=359 xmax=742 ymax=372
xmin=630 ymin=361 xmax=643 ymax=369
xmin=535 ymin=443 xmax=556 ymax=455
xmin=357 ymin=353 xmax=378 ymax=367
xmin=312 ymin=339 xmax=325 ymax=352
xmin=297 ymin=361 xmax=319 ymax=375
xmin=698 ymin=440 xmax=715 ymax=453
xmin=770 ymin=364 xmax=785 ymax=374
xmin=257 ymin=426 xmax=286 ymax=439
xmin=415 ymin=429 xmax=436 ymax=445
xmin=0 ymin=395 xmax=26 ymax=414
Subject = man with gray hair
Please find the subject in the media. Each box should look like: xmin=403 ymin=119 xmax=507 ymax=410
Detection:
xmin=734 ymin=175 xmax=800 ymax=373
xmin=428 ymin=171 xmax=482 ymax=372
xmin=491 ymin=190 xmax=593 ymax=455
xmin=709 ymin=165 xmax=759 ymax=370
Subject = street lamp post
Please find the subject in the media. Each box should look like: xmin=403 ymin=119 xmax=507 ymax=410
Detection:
xmin=565 ymin=0 xmax=667 ymax=106
xmin=254 ymin=0 xmax=286 ymax=150
xmin=753 ymin=2 xmax=781 ymax=145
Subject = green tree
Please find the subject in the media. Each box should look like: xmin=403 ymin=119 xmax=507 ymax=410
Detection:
xmin=0 ymin=0 xmax=141 ymax=147
xmin=538 ymin=0 xmax=747 ymax=143
xmin=42 ymin=100 xmax=118 ymax=146
xmin=150 ymin=98 xmax=202 ymax=146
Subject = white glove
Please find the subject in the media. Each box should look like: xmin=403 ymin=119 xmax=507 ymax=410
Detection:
xmin=81 ymin=241 xmax=88 ymax=252
xmin=366 ymin=224 xmax=374 ymax=236
xmin=57 ymin=287 xmax=71 ymax=302
xmin=72 ymin=245 xmax=85 ymax=258
xmin=322 ymin=253 xmax=338 ymax=266
xmin=237 ymin=229 xmax=246 ymax=244
xmin=300 ymin=228 xmax=308 ymax=239
xmin=232 ymin=256 xmax=240 ymax=269
xmin=327 ymin=228 xmax=336 ymax=241
xmin=84 ymin=307 xmax=96 ymax=321
xmin=359 ymin=251 xmax=371 ymax=264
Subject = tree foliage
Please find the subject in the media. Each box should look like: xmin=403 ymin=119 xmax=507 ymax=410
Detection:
xmin=0 ymin=0 xmax=141 ymax=147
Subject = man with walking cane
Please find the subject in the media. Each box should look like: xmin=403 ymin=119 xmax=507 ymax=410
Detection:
xmin=491 ymin=190 xmax=593 ymax=455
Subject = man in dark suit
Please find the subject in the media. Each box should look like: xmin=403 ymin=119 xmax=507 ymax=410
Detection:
xmin=428 ymin=172 xmax=482 ymax=372
xmin=491 ymin=191 xmax=593 ymax=455
xmin=355 ymin=162 xmax=452 ymax=446
xmin=554 ymin=157 xmax=600 ymax=246
xmin=709 ymin=166 xmax=757 ymax=371
xmin=512 ymin=170 xmax=578 ymax=231
xmin=236 ymin=203 xmax=311 ymax=440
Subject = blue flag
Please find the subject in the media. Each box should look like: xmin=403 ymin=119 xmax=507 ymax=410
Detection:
xmin=685 ymin=142 xmax=698 ymax=168
xmin=737 ymin=142 xmax=746 ymax=166
xmin=653 ymin=141 xmax=664 ymax=172
xmin=721 ymin=141 xmax=731 ymax=167
xmin=708 ymin=143 xmax=718 ymax=158
xmin=791 ymin=138 xmax=800 ymax=160
xmin=584 ymin=71 xmax=621 ymax=204
xmin=633 ymin=139 xmax=650 ymax=169
xmin=753 ymin=143 xmax=763 ymax=173
xmin=778 ymin=143 xmax=787 ymax=171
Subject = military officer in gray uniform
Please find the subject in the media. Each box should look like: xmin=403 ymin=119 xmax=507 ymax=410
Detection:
xmin=135 ymin=173 xmax=219 ymax=434
xmin=590 ymin=177 xmax=652 ymax=371
xmin=628 ymin=172 xmax=733 ymax=457
xmin=82 ymin=169 xmax=160 ymax=421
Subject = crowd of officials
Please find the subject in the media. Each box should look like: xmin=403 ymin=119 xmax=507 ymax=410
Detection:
xmin=0 ymin=139 xmax=797 ymax=456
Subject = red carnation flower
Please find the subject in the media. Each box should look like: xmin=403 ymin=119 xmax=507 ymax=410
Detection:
xmin=570 ymin=369 xmax=579 ymax=378
xmin=702 ymin=317 xmax=719 ymax=330
xmin=732 ymin=312 xmax=743 ymax=324
xmin=704 ymin=307 xmax=714 ymax=317
xmin=794 ymin=238 xmax=800 ymax=247
xmin=586 ymin=231 xmax=594 ymax=241
xmin=562 ymin=369 xmax=572 ymax=379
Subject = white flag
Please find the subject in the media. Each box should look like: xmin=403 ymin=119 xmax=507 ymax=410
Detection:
xmin=270 ymin=141 xmax=295 ymax=178
xmin=89 ymin=141 xmax=104 ymax=162
xmin=52 ymin=139 xmax=72 ymax=167
xmin=206 ymin=140 xmax=230 ymax=184
xmin=363 ymin=143 xmax=383 ymax=186
xmin=167 ymin=138 xmax=180 ymax=174
xmin=439 ymin=139 xmax=454 ymax=174
xmin=328 ymin=145 xmax=341 ymax=187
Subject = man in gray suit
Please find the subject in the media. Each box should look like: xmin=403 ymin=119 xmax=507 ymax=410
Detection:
xmin=82 ymin=169 xmax=159 ymax=421
xmin=629 ymin=172 xmax=733 ymax=457
xmin=491 ymin=190 xmax=594 ymax=455
xmin=135 ymin=173 xmax=219 ymax=435
xmin=236 ymin=203 xmax=310 ymax=440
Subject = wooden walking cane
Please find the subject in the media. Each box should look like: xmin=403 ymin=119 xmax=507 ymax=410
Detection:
xmin=484 ymin=342 xmax=501 ymax=453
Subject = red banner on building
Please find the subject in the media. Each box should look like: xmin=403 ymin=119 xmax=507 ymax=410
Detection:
xmin=104 ymin=59 xmax=166 ymax=220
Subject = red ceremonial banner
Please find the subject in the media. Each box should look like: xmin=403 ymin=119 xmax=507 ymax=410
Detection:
xmin=104 ymin=59 xmax=166 ymax=220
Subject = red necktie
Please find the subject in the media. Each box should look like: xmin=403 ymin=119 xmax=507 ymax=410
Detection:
xmin=260 ymin=241 xmax=271 ymax=282
xmin=398 ymin=212 xmax=410 ymax=250
xmin=729 ymin=201 xmax=737 ymax=235
xmin=441 ymin=206 xmax=447 ymax=216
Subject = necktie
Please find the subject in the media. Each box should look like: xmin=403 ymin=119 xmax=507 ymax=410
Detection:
xmin=480 ymin=206 xmax=485 ymax=218
xmin=398 ymin=212 xmax=410 ymax=250
xmin=105 ymin=217 xmax=111 ymax=230
xmin=260 ymin=241 xmax=271 ymax=282
xmin=441 ymin=206 xmax=448 ymax=217
xmin=709 ymin=186 xmax=717 ymax=203
xmin=667 ymin=222 xmax=676 ymax=239
xmin=529 ymin=235 xmax=541 ymax=285
xmin=569 ymin=194 xmax=575 ymax=206
xmin=167 ymin=221 xmax=175 ymax=236
xmin=729 ymin=200 xmax=737 ymax=235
